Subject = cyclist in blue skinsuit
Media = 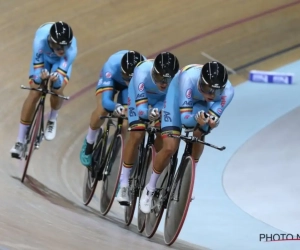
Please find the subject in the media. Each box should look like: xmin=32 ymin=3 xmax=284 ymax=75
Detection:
xmin=116 ymin=52 xmax=180 ymax=206
xmin=10 ymin=21 xmax=77 ymax=159
xmin=80 ymin=50 xmax=146 ymax=168
xmin=140 ymin=61 xmax=235 ymax=213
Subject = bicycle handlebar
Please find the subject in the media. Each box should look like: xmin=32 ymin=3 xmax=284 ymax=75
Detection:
xmin=128 ymin=126 xmax=161 ymax=133
xmin=20 ymin=85 xmax=70 ymax=100
xmin=167 ymin=133 xmax=226 ymax=151
xmin=100 ymin=114 xmax=128 ymax=120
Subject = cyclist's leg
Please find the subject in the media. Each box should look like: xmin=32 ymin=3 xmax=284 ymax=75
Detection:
xmin=152 ymin=101 xmax=164 ymax=152
xmin=140 ymin=82 xmax=181 ymax=213
xmin=10 ymin=59 xmax=51 ymax=158
xmin=79 ymin=79 xmax=117 ymax=167
xmin=116 ymin=83 xmax=145 ymax=204
xmin=43 ymin=62 xmax=73 ymax=140
xmin=117 ymin=87 xmax=129 ymax=139
xmin=153 ymin=118 xmax=163 ymax=152
xmin=191 ymin=102 xmax=209 ymax=165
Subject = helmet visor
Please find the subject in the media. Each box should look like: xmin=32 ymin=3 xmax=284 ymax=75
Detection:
xmin=198 ymin=77 xmax=225 ymax=95
xmin=121 ymin=71 xmax=132 ymax=82
xmin=152 ymin=68 xmax=172 ymax=85
xmin=49 ymin=38 xmax=71 ymax=51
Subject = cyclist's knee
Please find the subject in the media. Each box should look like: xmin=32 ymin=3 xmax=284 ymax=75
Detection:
xmin=162 ymin=137 xmax=179 ymax=157
xmin=193 ymin=128 xmax=205 ymax=140
xmin=127 ymin=120 xmax=146 ymax=145
xmin=122 ymin=119 xmax=129 ymax=130
xmin=52 ymin=81 xmax=67 ymax=94
xmin=129 ymin=130 xmax=145 ymax=146
xmin=27 ymin=87 xmax=41 ymax=103
xmin=156 ymin=132 xmax=162 ymax=140
xmin=96 ymin=104 xmax=108 ymax=116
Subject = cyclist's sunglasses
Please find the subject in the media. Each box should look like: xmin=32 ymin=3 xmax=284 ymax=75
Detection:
xmin=49 ymin=39 xmax=71 ymax=51
xmin=198 ymin=77 xmax=225 ymax=95
xmin=152 ymin=69 xmax=172 ymax=85
xmin=121 ymin=71 xmax=132 ymax=82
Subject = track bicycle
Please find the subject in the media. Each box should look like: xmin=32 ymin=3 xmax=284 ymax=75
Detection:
xmin=18 ymin=78 xmax=69 ymax=183
xmin=144 ymin=126 xmax=226 ymax=245
xmin=82 ymin=113 xmax=127 ymax=216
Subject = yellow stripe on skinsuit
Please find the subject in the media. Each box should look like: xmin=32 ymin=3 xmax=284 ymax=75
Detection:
xmin=63 ymin=77 xmax=69 ymax=84
xmin=39 ymin=22 xmax=55 ymax=28
xmin=181 ymin=64 xmax=203 ymax=72
xmin=179 ymin=107 xmax=193 ymax=113
xmin=136 ymin=99 xmax=148 ymax=106
xmin=33 ymin=63 xmax=44 ymax=69
xmin=161 ymin=130 xmax=181 ymax=138
xmin=136 ymin=58 xmax=154 ymax=68
xmin=96 ymin=87 xmax=114 ymax=95
xmin=208 ymin=109 xmax=220 ymax=117
xmin=57 ymin=68 xmax=67 ymax=77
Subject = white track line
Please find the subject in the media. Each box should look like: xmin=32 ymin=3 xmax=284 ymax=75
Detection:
xmin=201 ymin=51 xmax=237 ymax=74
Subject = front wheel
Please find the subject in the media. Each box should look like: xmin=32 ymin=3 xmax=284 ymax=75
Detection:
xmin=124 ymin=160 xmax=138 ymax=226
xmin=99 ymin=134 xmax=124 ymax=216
xmin=21 ymin=105 xmax=42 ymax=183
xmin=137 ymin=145 xmax=155 ymax=232
xmin=163 ymin=155 xmax=195 ymax=246
xmin=144 ymin=165 xmax=169 ymax=238
xmin=124 ymin=143 xmax=145 ymax=226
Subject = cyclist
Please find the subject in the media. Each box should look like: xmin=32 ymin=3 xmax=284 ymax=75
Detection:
xmin=80 ymin=50 xmax=146 ymax=167
xmin=116 ymin=52 xmax=180 ymax=205
xmin=10 ymin=21 xmax=77 ymax=159
xmin=140 ymin=61 xmax=235 ymax=213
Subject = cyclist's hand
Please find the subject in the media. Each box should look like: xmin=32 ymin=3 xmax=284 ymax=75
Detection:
xmin=208 ymin=115 xmax=220 ymax=129
xmin=148 ymin=108 xmax=160 ymax=121
xmin=113 ymin=104 xmax=125 ymax=117
xmin=40 ymin=69 xmax=50 ymax=80
xmin=49 ymin=72 xmax=59 ymax=82
xmin=195 ymin=110 xmax=209 ymax=126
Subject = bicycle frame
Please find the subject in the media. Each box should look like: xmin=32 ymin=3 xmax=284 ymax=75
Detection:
xmin=128 ymin=125 xmax=159 ymax=188
xmin=23 ymin=80 xmax=48 ymax=151
xmin=99 ymin=115 xmax=127 ymax=176
xmin=167 ymin=127 xmax=226 ymax=200
xmin=21 ymin=78 xmax=70 ymax=149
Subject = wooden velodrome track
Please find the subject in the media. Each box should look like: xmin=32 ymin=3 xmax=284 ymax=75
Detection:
xmin=1 ymin=0 xmax=300 ymax=249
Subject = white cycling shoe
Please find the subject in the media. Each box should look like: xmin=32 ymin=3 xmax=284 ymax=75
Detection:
xmin=116 ymin=186 xmax=130 ymax=206
xmin=44 ymin=119 xmax=57 ymax=141
xmin=139 ymin=186 xmax=155 ymax=214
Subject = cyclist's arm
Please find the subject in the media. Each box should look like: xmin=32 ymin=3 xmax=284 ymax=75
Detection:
xmin=179 ymin=73 xmax=196 ymax=128
xmin=31 ymin=38 xmax=45 ymax=84
xmin=208 ymin=82 xmax=234 ymax=117
xmin=96 ymin=63 xmax=117 ymax=112
xmin=98 ymin=79 xmax=116 ymax=112
xmin=132 ymin=70 xmax=149 ymax=120
xmin=54 ymin=44 xmax=77 ymax=89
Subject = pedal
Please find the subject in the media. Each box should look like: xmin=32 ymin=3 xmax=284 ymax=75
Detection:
xmin=11 ymin=152 xmax=21 ymax=160
xmin=118 ymin=201 xmax=130 ymax=206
